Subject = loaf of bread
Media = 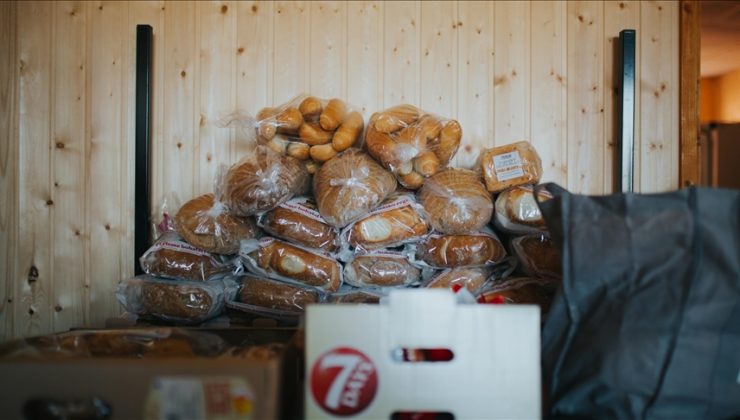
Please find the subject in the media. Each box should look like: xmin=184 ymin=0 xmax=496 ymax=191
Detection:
xmin=365 ymin=105 xmax=462 ymax=189
xmin=330 ymin=289 xmax=382 ymax=304
xmin=424 ymin=267 xmax=491 ymax=293
xmin=313 ymin=149 xmax=397 ymax=228
xmin=237 ymin=275 xmax=320 ymax=312
xmin=480 ymin=141 xmax=543 ymax=193
xmin=511 ymin=234 xmax=562 ymax=278
xmin=418 ymin=168 xmax=493 ymax=234
xmin=344 ymin=251 xmax=421 ymax=288
xmin=346 ymin=194 xmax=429 ymax=250
xmin=139 ymin=232 xmax=232 ymax=282
xmin=115 ymin=276 xmax=232 ymax=324
xmin=415 ymin=232 xmax=506 ymax=268
xmin=494 ymin=185 xmax=550 ymax=234
xmin=258 ymin=197 xmax=338 ymax=252
xmin=477 ymin=277 xmax=559 ymax=313
xmin=222 ymin=145 xmax=310 ymax=217
xmin=175 ymin=193 xmax=259 ymax=255
xmin=246 ymin=238 xmax=342 ymax=292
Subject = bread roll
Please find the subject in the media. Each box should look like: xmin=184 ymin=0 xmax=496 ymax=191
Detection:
xmin=223 ymin=145 xmax=310 ymax=217
xmin=415 ymin=233 xmax=506 ymax=268
xmin=373 ymin=104 xmax=420 ymax=133
xmin=313 ymin=149 xmax=397 ymax=228
xmin=494 ymin=185 xmax=550 ymax=234
xmin=347 ymin=195 xmax=429 ymax=250
xmin=511 ymin=234 xmax=562 ymax=278
xmin=175 ymin=193 xmax=259 ymax=255
xmin=299 ymin=96 xmax=323 ymax=120
xmin=424 ymin=267 xmax=490 ymax=293
xmin=238 ymin=275 xmax=319 ymax=311
xmin=320 ymin=99 xmax=348 ymax=131
xmin=139 ymin=232 xmax=231 ymax=281
xmin=480 ymin=141 xmax=543 ymax=193
xmin=332 ymin=111 xmax=364 ymax=152
xmin=259 ymin=198 xmax=338 ymax=252
xmin=418 ymin=168 xmax=493 ymax=234
xmin=250 ymin=238 xmax=342 ymax=292
xmin=344 ymin=252 xmax=421 ymax=287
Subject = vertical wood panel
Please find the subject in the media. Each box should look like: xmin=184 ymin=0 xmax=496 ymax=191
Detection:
xmin=236 ymin=0 xmax=273 ymax=155
xmin=494 ymin=1 xmax=531 ymax=146
xmin=273 ymin=1 xmax=309 ymax=104
xmin=88 ymin=0 xmax=126 ymax=325
xmin=603 ymin=0 xmax=640 ymax=192
xmin=163 ymin=1 xmax=197 ymax=203
xmin=566 ymin=1 xmax=605 ymax=193
xmin=17 ymin=1 xmax=53 ymax=336
xmin=531 ymin=1 xmax=567 ymax=185
xmin=383 ymin=1 xmax=420 ymax=106
xmin=309 ymin=1 xmax=346 ymax=98
xmin=640 ymin=1 xmax=679 ymax=192
xmin=51 ymin=1 xmax=87 ymax=331
xmin=198 ymin=1 xmax=236 ymax=193
xmin=420 ymin=1 xmax=455 ymax=117
xmin=456 ymin=1 xmax=494 ymax=169
xmin=0 ymin=0 xmax=19 ymax=340
xmin=346 ymin=1 xmax=382 ymax=117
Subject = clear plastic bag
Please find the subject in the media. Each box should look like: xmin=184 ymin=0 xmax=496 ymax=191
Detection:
xmin=343 ymin=249 xmax=425 ymax=288
xmin=139 ymin=231 xmax=236 ymax=282
xmin=115 ymin=276 xmax=237 ymax=324
xmin=220 ymin=144 xmax=311 ymax=217
xmin=257 ymin=196 xmax=339 ymax=253
xmin=150 ymin=193 xmax=181 ymax=241
xmin=493 ymin=185 xmax=551 ymax=234
xmin=329 ymin=287 xmax=385 ymax=304
xmin=410 ymin=228 xmax=507 ymax=268
xmin=479 ymin=141 xmax=543 ymax=193
xmin=313 ymin=149 xmax=397 ymax=228
xmin=510 ymin=233 xmax=562 ymax=278
xmin=423 ymin=266 xmax=494 ymax=294
xmin=225 ymin=275 xmax=322 ymax=322
xmin=364 ymin=104 xmax=462 ymax=189
xmin=340 ymin=192 xmax=429 ymax=254
xmin=251 ymin=95 xmax=365 ymax=172
xmin=476 ymin=276 xmax=559 ymax=314
xmin=239 ymin=237 xmax=343 ymax=292
xmin=417 ymin=168 xmax=493 ymax=234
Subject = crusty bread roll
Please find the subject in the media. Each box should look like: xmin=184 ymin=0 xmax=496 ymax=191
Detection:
xmin=418 ymin=168 xmax=493 ymax=234
xmin=345 ymin=253 xmax=421 ymax=287
xmin=494 ymin=185 xmax=550 ymax=233
xmin=223 ymin=145 xmax=310 ymax=217
xmin=415 ymin=233 xmax=506 ymax=268
xmin=480 ymin=141 xmax=543 ymax=193
xmin=511 ymin=234 xmax=562 ymax=278
xmin=251 ymin=239 xmax=342 ymax=292
xmin=424 ymin=267 xmax=490 ymax=293
xmin=259 ymin=199 xmax=338 ymax=252
xmin=313 ymin=149 xmax=397 ymax=228
xmin=139 ymin=232 xmax=231 ymax=281
xmin=347 ymin=197 xmax=429 ymax=250
xmin=238 ymin=275 xmax=319 ymax=311
xmin=175 ymin=194 xmax=259 ymax=255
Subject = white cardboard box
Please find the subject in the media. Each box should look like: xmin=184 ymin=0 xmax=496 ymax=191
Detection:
xmin=305 ymin=289 xmax=541 ymax=419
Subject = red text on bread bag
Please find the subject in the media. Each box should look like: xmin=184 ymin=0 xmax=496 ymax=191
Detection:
xmin=310 ymin=347 xmax=378 ymax=416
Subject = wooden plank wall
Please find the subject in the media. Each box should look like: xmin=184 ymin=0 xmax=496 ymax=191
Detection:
xmin=1 ymin=0 xmax=679 ymax=339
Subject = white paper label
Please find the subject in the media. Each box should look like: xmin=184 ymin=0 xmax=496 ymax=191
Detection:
xmin=493 ymin=151 xmax=525 ymax=181
xmin=148 ymin=376 xmax=255 ymax=420
xmin=279 ymin=197 xmax=328 ymax=224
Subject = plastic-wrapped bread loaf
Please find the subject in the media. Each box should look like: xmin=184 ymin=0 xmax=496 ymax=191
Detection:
xmin=476 ymin=277 xmax=559 ymax=314
xmin=258 ymin=197 xmax=339 ymax=252
xmin=237 ymin=275 xmax=320 ymax=312
xmin=424 ymin=267 xmax=492 ymax=294
xmin=139 ymin=232 xmax=234 ymax=281
xmin=418 ymin=168 xmax=493 ymax=234
xmin=511 ymin=234 xmax=562 ymax=278
xmin=342 ymin=193 xmax=429 ymax=251
xmin=480 ymin=141 xmax=543 ymax=193
xmin=493 ymin=185 xmax=550 ymax=234
xmin=414 ymin=230 xmax=506 ymax=268
xmin=344 ymin=250 xmax=422 ymax=288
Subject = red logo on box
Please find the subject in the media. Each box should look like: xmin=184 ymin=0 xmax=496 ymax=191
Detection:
xmin=310 ymin=347 xmax=378 ymax=416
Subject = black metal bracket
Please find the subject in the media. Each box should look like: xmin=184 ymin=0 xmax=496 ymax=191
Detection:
xmin=134 ymin=25 xmax=153 ymax=275
xmin=617 ymin=29 xmax=636 ymax=193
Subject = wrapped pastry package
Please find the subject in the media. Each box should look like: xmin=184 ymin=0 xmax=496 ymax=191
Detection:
xmin=115 ymin=276 xmax=237 ymax=324
xmin=226 ymin=275 xmax=322 ymax=322
xmin=240 ymin=237 xmax=343 ymax=292
xmin=340 ymin=192 xmax=429 ymax=253
xmin=365 ymin=104 xmax=462 ymax=189
xmin=493 ymin=185 xmax=551 ymax=234
xmin=139 ymin=232 xmax=235 ymax=281
xmin=257 ymin=196 xmax=339 ymax=252
xmin=480 ymin=141 xmax=543 ymax=193
xmin=313 ymin=149 xmax=397 ymax=228
xmin=511 ymin=234 xmax=562 ymax=278
xmin=411 ymin=228 xmax=507 ymax=268
xmin=417 ymin=168 xmax=493 ymax=234
xmin=343 ymin=249 xmax=425 ymax=288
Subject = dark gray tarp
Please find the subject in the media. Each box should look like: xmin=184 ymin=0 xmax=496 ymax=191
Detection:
xmin=537 ymin=184 xmax=740 ymax=419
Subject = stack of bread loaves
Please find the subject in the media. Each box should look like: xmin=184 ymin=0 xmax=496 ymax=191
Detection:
xmin=116 ymin=95 xmax=565 ymax=325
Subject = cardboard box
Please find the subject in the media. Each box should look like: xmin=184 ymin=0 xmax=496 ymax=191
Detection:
xmin=0 ymin=327 xmax=299 ymax=420
xmin=305 ymin=289 xmax=541 ymax=419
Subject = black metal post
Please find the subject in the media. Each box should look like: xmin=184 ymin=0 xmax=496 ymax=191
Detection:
xmin=134 ymin=25 xmax=153 ymax=275
xmin=618 ymin=29 xmax=636 ymax=192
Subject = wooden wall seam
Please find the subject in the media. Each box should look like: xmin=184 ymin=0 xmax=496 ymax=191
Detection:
xmin=679 ymin=0 xmax=699 ymax=188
